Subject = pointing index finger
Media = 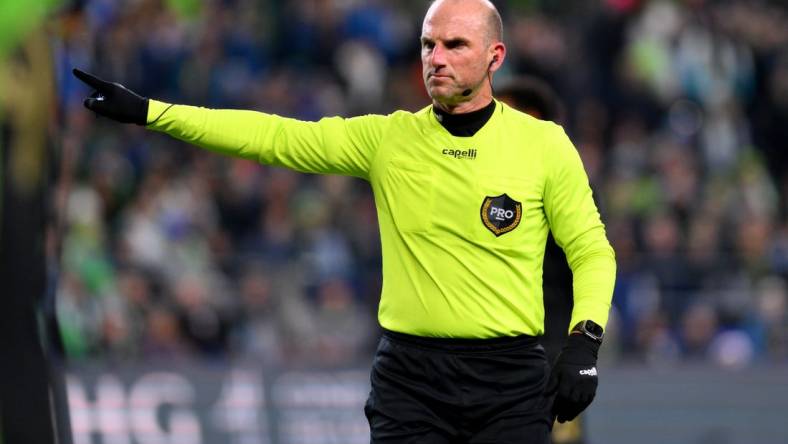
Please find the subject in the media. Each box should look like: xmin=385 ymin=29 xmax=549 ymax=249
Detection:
xmin=72 ymin=68 xmax=110 ymax=90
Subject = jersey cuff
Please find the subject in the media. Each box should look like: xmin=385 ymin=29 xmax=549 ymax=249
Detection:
xmin=146 ymin=99 xmax=171 ymax=126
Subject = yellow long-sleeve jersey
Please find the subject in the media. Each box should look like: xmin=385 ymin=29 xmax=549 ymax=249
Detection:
xmin=146 ymin=99 xmax=616 ymax=338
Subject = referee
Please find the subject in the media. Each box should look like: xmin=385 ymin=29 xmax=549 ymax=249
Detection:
xmin=73 ymin=0 xmax=616 ymax=442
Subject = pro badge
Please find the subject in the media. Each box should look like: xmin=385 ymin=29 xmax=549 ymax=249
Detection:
xmin=480 ymin=193 xmax=522 ymax=236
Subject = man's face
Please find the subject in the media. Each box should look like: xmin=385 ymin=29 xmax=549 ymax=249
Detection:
xmin=421 ymin=1 xmax=492 ymax=106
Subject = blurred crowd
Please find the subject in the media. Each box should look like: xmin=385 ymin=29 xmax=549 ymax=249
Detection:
xmin=52 ymin=0 xmax=788 ymax=368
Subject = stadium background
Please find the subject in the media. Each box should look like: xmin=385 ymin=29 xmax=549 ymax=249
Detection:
xmin=3 ymin=0 xmax=788 ymax=443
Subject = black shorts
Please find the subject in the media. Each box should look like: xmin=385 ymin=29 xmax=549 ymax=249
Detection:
xmin=365 ymin=329 xmax=553 ymax=444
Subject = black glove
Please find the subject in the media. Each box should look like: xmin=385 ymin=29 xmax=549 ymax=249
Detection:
xmin=546 ymin=334 xmax=600 ymax=423
xmin=72 ymin=68 xmax=149 ymax=125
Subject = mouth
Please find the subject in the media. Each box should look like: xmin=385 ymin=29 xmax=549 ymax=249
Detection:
xmin=428 ymin=73 xmax=451 ymax=82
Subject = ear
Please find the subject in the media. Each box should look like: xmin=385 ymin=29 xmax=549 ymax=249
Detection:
xmin=488 ymin=42 xmax=506 ymax=73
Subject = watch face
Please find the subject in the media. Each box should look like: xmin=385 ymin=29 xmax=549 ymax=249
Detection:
xmin=586 ymin=320 xmax=604 ymax=338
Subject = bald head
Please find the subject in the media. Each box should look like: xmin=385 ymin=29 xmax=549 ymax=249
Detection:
xmin=421 ymin=0 xmax=507 ymax=113
xmin=426 ymin=0 xmax=503 ymax=44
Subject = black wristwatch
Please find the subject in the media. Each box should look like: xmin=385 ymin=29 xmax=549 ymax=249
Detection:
xmin=570 ymin=320 xmax=604 ymax=344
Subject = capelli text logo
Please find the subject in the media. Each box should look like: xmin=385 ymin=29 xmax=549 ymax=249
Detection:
xmin=442 ymin=148 xmax=477 ymax=160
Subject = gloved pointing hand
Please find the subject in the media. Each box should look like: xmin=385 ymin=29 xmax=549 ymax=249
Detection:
xmin=72 ymin=68 xmax=149 ymax=125
xmin=546 ymin=333 xmax=600 ymax=423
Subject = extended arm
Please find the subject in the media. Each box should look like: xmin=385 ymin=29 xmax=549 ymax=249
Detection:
xmin=74 ymin=69 xmax=386 ymax=179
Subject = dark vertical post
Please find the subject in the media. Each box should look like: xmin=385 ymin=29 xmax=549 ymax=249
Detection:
xmin=0 ymin=30 xmax=70 ymax=444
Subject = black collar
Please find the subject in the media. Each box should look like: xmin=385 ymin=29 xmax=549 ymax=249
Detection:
xmin=433 ymin=100 xmax=496 ymax=137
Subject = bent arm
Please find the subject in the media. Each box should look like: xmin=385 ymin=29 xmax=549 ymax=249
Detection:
xmin=146 ymin=99 xmax=387 ymax=179
xmin=543 ymin=125 xmax=616 ymax=331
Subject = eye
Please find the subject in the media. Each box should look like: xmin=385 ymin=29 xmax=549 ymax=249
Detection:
xmin=445 ymin=39 xmax=467 ymax=49
xmin=421 ymin=39 xmax=435 ymax=50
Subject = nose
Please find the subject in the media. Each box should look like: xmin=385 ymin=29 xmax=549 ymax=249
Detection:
xmin=430 ymin=44 xmax=446 ymax=68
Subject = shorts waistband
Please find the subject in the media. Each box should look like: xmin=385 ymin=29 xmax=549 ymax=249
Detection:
xmin=382 ymin=329 xmax=540 ymax=353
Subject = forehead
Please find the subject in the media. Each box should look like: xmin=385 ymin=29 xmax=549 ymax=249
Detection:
xmin=422 ymin=2 xmax=487 ymax=41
